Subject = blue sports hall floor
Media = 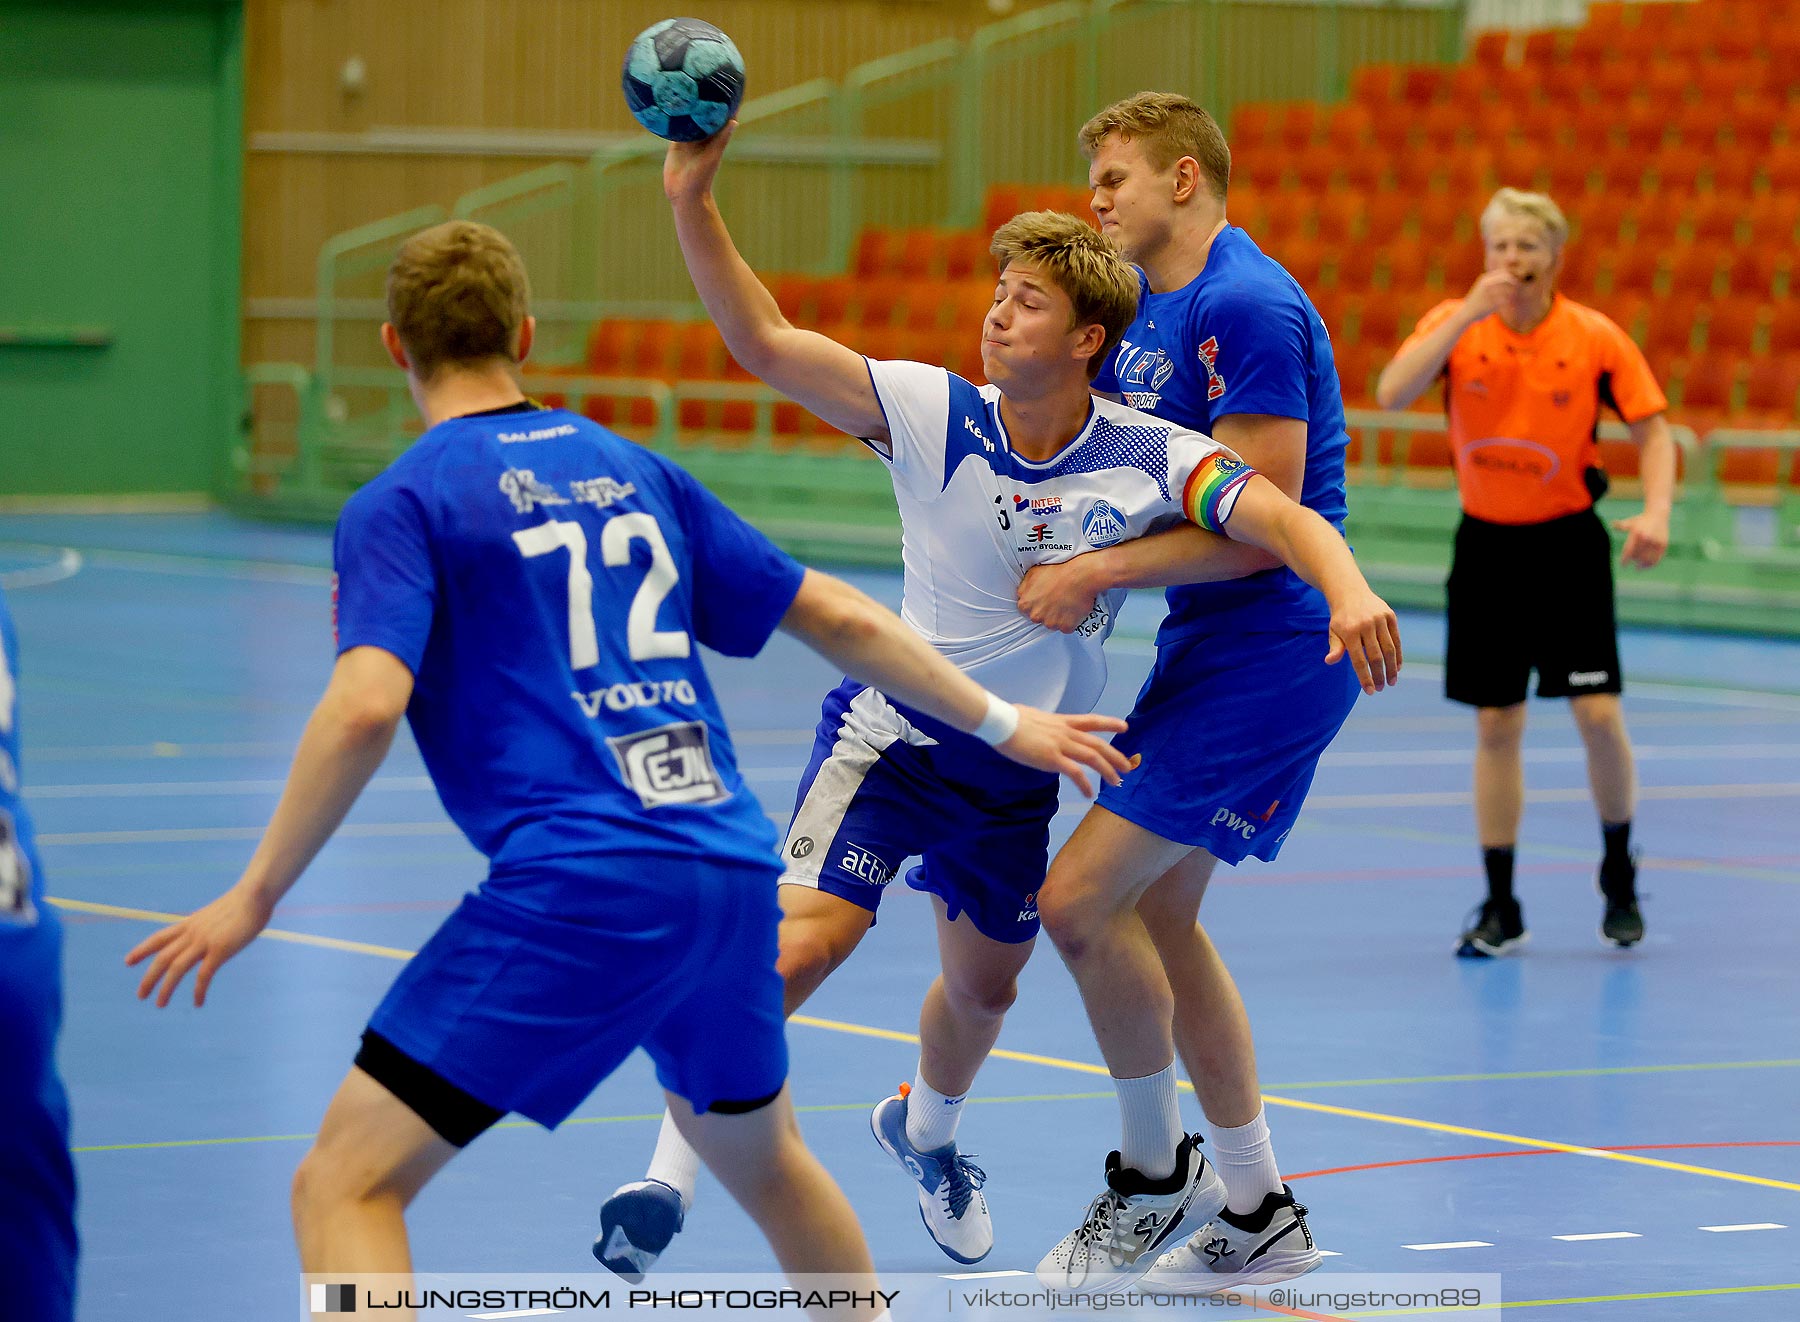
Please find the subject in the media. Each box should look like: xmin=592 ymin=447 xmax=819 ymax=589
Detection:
xmin=2 ymin=513 xmax=1796 ymax=1321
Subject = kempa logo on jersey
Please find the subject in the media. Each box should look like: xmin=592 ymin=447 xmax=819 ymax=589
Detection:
xmin=606 ymin=721 xmax=729 ymax=809
xmin=571 ymin=679 xmax=699 ymax=717
xmin=1082 ymin=499 xmax=1127 ymax=549
xmin=964 ymin=416 xmax=995 ymax=452
xmin=838 ymin=843 xmax=893 ymax=887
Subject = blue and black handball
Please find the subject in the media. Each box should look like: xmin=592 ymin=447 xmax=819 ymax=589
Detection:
xmin=622 ymin=18 xmax=746 ymax=142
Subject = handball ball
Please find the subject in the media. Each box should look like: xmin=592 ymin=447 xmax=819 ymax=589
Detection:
xmin=622 ymin=18 xmax=746 ymax=142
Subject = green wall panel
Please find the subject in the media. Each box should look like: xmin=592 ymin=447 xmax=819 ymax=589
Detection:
xmin=0 ymin=0 xmax=241 ymax=496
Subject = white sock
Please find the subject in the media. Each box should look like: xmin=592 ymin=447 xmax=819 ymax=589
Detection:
xmin=1207 ymin=1107 xmax=1283 ymax=1215
xmin=1114 ymin=1063 xmax=1183 ymax=1180
xmin=644 ymin=1110 xmax=701 ymax=1208
xmin=903 ymin=1065 xmax=967 ymax=1152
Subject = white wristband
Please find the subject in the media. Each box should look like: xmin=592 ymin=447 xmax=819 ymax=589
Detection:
xmin=971 ymin=691 xmax=1020 ymax=746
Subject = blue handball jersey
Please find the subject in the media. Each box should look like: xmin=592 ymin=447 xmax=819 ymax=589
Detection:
xmin=332 ymin=406 xmax=805 ymax=893
xmin=1093 ymin=226 xmax=1351 ymax=641
xmin=0 ymin=591 xmax=47 ymax=926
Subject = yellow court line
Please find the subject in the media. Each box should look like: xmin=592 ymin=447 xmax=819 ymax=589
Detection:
xmin=51 ymin=897 xmax=416 ymax=960
xmin=57 ymin=901 xmax=1800 ymax=1192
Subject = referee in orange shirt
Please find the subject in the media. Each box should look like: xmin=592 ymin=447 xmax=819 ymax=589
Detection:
xmin=1377 ymin=187 xmax=1676 ymax=957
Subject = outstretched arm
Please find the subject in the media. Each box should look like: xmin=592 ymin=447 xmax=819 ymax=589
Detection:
xmin=1224 ymin=476 xmax=1401 ymax=693
xmin=780 ymin=570 xmax=1133 ymax=796
xmin=665 ymin=124 xmax=888 ymax=441
xmin=125 ymin=647 xmax=412 ymax=1006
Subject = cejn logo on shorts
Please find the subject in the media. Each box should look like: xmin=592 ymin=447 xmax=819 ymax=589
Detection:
xmin=605 ymin=720 xmax=729 ymax=809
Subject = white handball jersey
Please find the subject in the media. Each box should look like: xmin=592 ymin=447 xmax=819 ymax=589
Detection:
xmin=863 ymin=359 xmax=1258 ymax=716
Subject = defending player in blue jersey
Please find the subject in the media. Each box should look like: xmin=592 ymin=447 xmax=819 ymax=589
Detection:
xmin=1020 ymin=93 xmax=1392 ymax=1290
xmin=123 ymin=220 xmax=1131 ymax=1309
xmin=0 ymin=590 xmax=79 ymax=1322
xmin=597 ymin=119 xmax=1397 ymax=1279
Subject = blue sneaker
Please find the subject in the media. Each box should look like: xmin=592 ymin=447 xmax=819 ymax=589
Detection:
xmin=593 ymin=1179 xmax=685 ymax=1282
xmin=871 ymin=1087 xmax=993 ymax=1264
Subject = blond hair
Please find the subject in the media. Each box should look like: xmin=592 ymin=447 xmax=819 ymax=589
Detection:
xmin=1078 ymin=92 xmax=1231 ymax=200
xmin=385 ymin=220 xmax=531 ymax=381
xmin=1480 ymin=188 xmax=1570 ymax=252
xmin=989 ymin=211 xmax=1140 ymax=379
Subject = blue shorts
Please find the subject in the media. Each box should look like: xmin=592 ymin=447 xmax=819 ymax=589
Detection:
xmin=367 ymin=856 xmax=787 ymax=1127
xmin=0 ymin=904 xmax=78 ymax=1322
xmin=778 ymin=681 xmax=1059 ymax=944
xmin=1098 ymin=629 xmax=1360 ymax=864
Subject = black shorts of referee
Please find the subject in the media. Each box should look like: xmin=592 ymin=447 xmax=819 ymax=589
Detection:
xmin=1445 ymin=506 xmax=1623 ymax=709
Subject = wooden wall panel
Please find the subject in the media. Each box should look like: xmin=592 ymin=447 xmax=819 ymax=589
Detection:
xmin=244 ymin=0 xmax=1049 ymax=361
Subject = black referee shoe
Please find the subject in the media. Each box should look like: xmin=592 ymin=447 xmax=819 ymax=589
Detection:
xmin=1599 ymin=852 xmax=1644 ymax=948
xmin=1455 ymin=897 xmax=1527 ymax=958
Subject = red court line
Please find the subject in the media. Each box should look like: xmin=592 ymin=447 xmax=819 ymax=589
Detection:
xmin=1291 ymin=1140 xmax=1800 ymax=1181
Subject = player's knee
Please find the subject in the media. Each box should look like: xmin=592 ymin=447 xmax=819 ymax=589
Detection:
xmin=1570 ymin=695 xmax=1624 ymax=740
xmin=1037 ymin=881 xmax=1107 ymax=960
xmin=943 ymin=967 xmax=1018 ymax=1020
xmin=776 ymin=917 xmax=859 ymax=993
xmin=1475 ymin=704 xmax=1526 ymax=749
xmin=292 ymin=1138 xmax=399 ymax=1216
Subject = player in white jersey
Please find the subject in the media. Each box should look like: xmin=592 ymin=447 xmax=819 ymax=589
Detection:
xmin=595 ymin=121 xmax=1398 ymax=1276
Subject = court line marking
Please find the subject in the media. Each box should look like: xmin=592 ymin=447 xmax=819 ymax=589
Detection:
xmin=1402 ymin=1240 xmax=1491 ymax=1250
xmin=1700 ymin=1222 xmax=1787 ymax=1232
xmin=0 ymin=547 xmax=83 ymax=589
xmin=1289 ymin=1141 xmax=1800 ymax=1181
xmin=1553 ymin=1232 xmax=1641 ymax=1241
xmin=51 ymin=897 xmax=1800 ymax=1194
xmin=33 ymin=779 xmax=1800 ymax=847
xmin=26 ymin=743 xmax=1800 ymax=799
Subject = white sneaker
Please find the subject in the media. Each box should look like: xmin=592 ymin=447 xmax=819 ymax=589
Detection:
xmin=871 ymin=1090 xmax=993 ymax=1264
xmin=1143 ymin=1184 xmax=1323 ymax=1294
xmin=1036 ymin=1134 xmax=1222 ymax=1288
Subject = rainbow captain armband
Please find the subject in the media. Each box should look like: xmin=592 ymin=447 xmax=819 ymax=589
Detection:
xmin=1182 ymin=453 xmax=1257 ymax=533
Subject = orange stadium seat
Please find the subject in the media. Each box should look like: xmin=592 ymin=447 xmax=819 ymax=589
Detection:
xmin=859 ymin=277 xmax=910 ymax=327
xmin=1314 ymin=194 xmax=1363 ymax=245
xmin=1673 ymin=355 xmax=1741 ymax=432
xmin=1333 ymin=340 xmax=1379 ymax=406
xmin=813 ymin=276 xmax=857 ymax=324
xmin=982 ymin=186 xmax=1024 ymax=238
xmin=1292 ymin=144 xmax=1338 ymax=192
xmin=1382 ymin=242 xmax=1432 ymax=291
xmin=1309 ymin=286 xmax=1350 ymax=340
xmin=1644 ymin=295 xmax=1704 ymax=361
xmin=896 ymin=230 xmax=941 ymax=280
xmin=1349 ymin=65 xmax=1397 ymax=105
xmin=1333 ymin=245 xmax=1380 ymax=291
xmin=1470 ymin=30 xmax=1510 ymax=70
xmin=1364 ymin=193 xmax=1415 ymax=241
xmin=1594 ymin=155 xmax=1650 ymax=196
xmin=1722 ymin=247 xmax=1789 ymax=300
xmin=852 ymin=227 xmax=899 ymax=278
xmin=1628 ymin=204 xmax=1683 ymax=249
xmin=1725 ymin=96 xmax=1782 ymax=151
xmin=1701 ymin=299 xmax=1764 ymax=356
xmin=1605 ymin=244 xmax=1664 ymax=296
xmin=1322 ymin=103 xmax=1375 ymax=151
xmin=1263 ymin=192 xmax=1312 ymax=244
xmin=1687 ymin=197 xmax=1742 ymax=246
xmin=1388 ymin=153 xmax=1437 ymax=194
xmin=1400 ymin=66 xmax=1451 ymax=106
xmin=1666 ymin=246 xmax=1723 ymax=300
xmin=1617 ymin=104 xmax=1668 ymax=154
xmin=1440 ymin=245 xmax=1484 ymax=292
xmin=1340 ymin=153 xmax=1389 ymax=193
xmin=1414 ymin=193 xmax=1468 ymax=245
xmin=1276 ymin=104 xmax=1320 ymax=150
xmin=1761 ymin=147 xmax=1800 ymax=193
xmin=1575 ymin=194 xmax=1632 ymax=247
xmin=942 ymin=231 xmax=990 ymax=282
xmin=1766 ymin=302 xmax=1800 ymax=358
xmin=1743 ymin=357 xmax=1800 ymax=426
xmin=1559 ymin=242 xmax=1606 ymax=299
xmin=585 ymin=319 xmax=632 ymax=373
xmin=1744 ymin=195 xmax=1800 ymax=248
xmin=1649 ymin=146 xmax=1705 ymax=194
xmin=1705 ymin=153 xmax=1759 ymax=196
xmin=626 ymin=320 xmax=677 ymax=377
xmin=1279 ymin=239 xmax=1329 ymax=289
xmin=1594 ymin=292 xmax=1651 ymax=346
xmin=1675 ymin=100 xmax=1729 ymax=149
xmin=1544 ymin=156 xmax=1594 ymax=199
xmin=1351 ymin=290 xmax=1409 ymax=347
xmin=1419 ymin=102 xmax=1470 ymax=152
xmin=1237 ymin=152 xmax=1287 ymax=192
xmin=1230 ymin=104 xmax=1276 ymax=151
xmin=768 ymin=274 xmax=815 ymax=322
xmin=1521 ymin=29 xmax=1564 ymax=69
